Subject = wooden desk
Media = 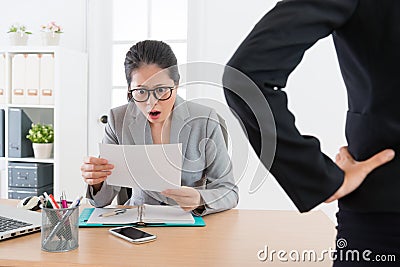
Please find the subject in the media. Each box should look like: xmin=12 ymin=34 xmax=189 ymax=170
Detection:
xmin=0 ymin=199 xmax=336 ymax=266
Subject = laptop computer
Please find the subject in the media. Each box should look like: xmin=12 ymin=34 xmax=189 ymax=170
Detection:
xmin=0 ymin=204 xmax=41 ymax=241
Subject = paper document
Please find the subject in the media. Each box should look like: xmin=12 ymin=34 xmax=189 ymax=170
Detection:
xmin=86 ymin=204 xmax=195 ymax=225
xmin=99 ymin=143 xmax=182 ymax=192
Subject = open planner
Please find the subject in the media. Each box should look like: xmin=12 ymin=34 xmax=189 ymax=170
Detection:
xmin=79 ymin=204 xmax=206 ymax=227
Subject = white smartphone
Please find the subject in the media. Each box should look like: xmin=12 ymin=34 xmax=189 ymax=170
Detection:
xmin=109 ymin=226 xmax=157 ymax=244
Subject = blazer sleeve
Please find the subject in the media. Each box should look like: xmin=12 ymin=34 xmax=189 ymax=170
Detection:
xmin=195 ymin=109 xmax=239 ymax=216
xmin=223 ymin=0 xmax=358 ymax=212
xmin=86 ymin=109 xmax=122 ymax=207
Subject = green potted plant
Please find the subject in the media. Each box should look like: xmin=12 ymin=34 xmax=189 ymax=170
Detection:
xmin=7 ymin=23 xmax=32 ymax=46
xmin=26 ymin=123 xmax=54 ymax=159
xmin=41 ymin=21 xmax=63 ymax=46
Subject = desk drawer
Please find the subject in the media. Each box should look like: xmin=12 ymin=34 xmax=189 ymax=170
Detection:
xmin=8 ymin=162 xmax=53 ymax=188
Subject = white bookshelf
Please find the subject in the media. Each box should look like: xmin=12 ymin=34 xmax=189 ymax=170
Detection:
xmin=8 ymin=157 xmax=55 ymax=164
xmin=8 ymin=104 xmax=55 ymax=109
xmin=0 ymin=46 xmax=88 ymax=201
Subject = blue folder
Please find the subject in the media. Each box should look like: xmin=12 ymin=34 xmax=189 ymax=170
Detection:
xmin=79 ymin=208 xmax=206 ymax=227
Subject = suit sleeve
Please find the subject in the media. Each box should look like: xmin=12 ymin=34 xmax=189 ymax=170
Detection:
xmin=86 ymin=109 xmax=122 ymax=207
xmin=195 ymin=109 xmax=239 ymax=216
xmin=223 ymin=0 xmax=358 ymax=212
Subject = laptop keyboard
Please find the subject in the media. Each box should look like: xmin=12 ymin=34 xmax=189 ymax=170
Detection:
xmin=0 ymin=216 xmax=32 ymax=232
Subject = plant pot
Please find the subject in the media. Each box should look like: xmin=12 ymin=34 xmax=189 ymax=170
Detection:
xmin=32 ymin=143 xmax=53 ymax=159
xmin=8 ymin=32 xmax=29 ymax=46
xmin=41 ymin=32 xmax=61 ymax=46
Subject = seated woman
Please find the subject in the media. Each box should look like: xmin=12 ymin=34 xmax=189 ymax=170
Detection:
xmin=81 ymin=40 xmax=238 ymax=216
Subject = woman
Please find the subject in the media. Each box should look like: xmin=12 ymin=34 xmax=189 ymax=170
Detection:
xmin=81 ymin=40 xmax=238 ymax=216
xmin=223 ymin=1 xmax=399 ymax=266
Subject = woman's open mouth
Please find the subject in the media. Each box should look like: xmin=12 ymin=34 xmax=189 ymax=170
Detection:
xmin=148 ymin=110 xmax=161 ymax=120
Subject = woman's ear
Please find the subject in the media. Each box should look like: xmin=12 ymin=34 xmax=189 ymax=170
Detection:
xmin=127 ymin=91 xmax=133 ymax=102
xmin=127 ymin=85 xmax=134 ymax=102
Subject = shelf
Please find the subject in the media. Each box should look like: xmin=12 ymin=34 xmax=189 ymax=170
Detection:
xmin=7 ymin=104 xmax=55 ymax=109
xmin=1 ymin=46 xmax=60 ymax=54
xmin=1 ymin=48 xmax=87 ymax=199
xmin=7 ymin=157 xmax=55 ymax=163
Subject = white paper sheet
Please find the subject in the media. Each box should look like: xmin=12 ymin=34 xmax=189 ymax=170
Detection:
xmin=99 ymin=143 xmax=182 ymax=192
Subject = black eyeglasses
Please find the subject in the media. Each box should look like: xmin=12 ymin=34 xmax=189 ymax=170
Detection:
xmin=128 ymin=86 xmax=175 ymax=102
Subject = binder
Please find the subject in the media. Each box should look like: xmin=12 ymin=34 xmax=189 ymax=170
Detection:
xmin=8 ymin=108 xmax=33 ymax=158
xmin=25 ymin=54 xmax=40 ymax=104
xmin=12 ymin=54 xmax=26 ymax=104
xmin=39 ymin=54 xmax=55 ymax=105
xmin=79 ymin=205 xmax=206 ymax=228
xmin=0 ymin=54 xmax=5 ymax=104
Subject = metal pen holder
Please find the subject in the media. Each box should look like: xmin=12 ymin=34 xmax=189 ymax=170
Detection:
xmin=41 ymin=205 xmax=79 ymax=252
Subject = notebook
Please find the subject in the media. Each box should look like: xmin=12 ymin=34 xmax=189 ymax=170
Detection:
xmin=80 ymin=204 xmax=206 ymax=227
xmin=0 ymin=204 xmax=41 ymax=241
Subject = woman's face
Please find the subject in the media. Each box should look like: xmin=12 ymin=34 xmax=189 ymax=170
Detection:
xmin=130 ymin=64 xmax=177 ymax=124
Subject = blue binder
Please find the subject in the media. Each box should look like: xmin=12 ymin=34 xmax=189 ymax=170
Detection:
xmin=79 ymin=208 xmax=206 ymax=227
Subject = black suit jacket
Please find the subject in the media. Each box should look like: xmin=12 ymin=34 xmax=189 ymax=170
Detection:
xmin=224 ymin=0 xmax=400 ymax=212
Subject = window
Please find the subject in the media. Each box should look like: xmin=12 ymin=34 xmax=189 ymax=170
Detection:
xmin=112 ymin=0 xmax=188 ymax=107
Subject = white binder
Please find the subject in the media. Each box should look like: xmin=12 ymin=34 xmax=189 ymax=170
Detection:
xmin=25 ymin=54 xmax=40 ymax=104
xmin=11 ymin=54 xmax=26 ymax=104
xmin=0 ymin=54 xmax=5 ymax=104
xmin=39 ymin=54 xmax=55 ymax=105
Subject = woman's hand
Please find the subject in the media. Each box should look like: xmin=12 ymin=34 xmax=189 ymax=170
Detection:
xmin=161 ymin=186 xmax=202 ymax=211
xmin=325 ymin=146 xmax=395 ymax=203
xmin=81 ymin=156 xmax=114 ymax=192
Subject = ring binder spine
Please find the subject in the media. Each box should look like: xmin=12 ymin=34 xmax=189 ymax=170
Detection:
xmin=137 ymin=205 xmax=145 ymax=226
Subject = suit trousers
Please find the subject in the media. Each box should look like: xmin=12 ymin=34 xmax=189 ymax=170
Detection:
xmin=333 ymin=209 xmax=400 ymax=266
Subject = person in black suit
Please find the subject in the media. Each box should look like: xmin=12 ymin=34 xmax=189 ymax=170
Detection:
xmin=223 ymin=0 xmax=399 ymax=266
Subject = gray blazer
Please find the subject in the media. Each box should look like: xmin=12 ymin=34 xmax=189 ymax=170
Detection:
xmin=86 ymin=96 xmax=239 ymax=216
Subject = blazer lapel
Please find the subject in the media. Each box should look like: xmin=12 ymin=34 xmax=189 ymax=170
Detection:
xmin=125 ymin=102 xmax=153 ymax=145
xmin=170 ymin=96 xmax=191 ymax=158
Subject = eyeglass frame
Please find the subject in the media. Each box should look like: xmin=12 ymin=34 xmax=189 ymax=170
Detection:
xmin=128 ymin=85 xmax=176 ymax=102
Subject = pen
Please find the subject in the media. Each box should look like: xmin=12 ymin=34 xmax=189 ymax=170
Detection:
xmin=99 ymin=209 xmax=127 ymax=217
xmin=49 ymin=194 xmax=60 ymax=209
xmin=43 ymin=192 xmax=57 ymax=209
xmin=70 ymin=196 xmax=83 ymax=208
xmin=61 ymin=191 xmax=68 ymax=208
xmin=42 ymin=192 xmax=51 ymax=208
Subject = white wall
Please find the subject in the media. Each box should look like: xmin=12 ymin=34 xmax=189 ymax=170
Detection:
xmin=0 ymin=0 xmax=86 ymax=51
xmin=187 ymin=0 xmax=348 ymax=222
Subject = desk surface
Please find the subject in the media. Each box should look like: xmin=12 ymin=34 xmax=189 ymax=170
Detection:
xmin=0 ymin=199 xmax=336 ymax=266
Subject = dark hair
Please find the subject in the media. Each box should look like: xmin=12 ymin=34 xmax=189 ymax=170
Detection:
xmin=124 ymin=40 xmax=180 ymax=101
